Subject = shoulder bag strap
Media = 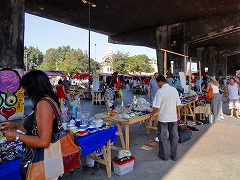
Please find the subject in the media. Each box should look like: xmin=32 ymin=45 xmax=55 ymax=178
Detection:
xmin=42 ymin=98 xmax=60 ymax=119
xmin=42 ymin=98 xmax=63 ymax=131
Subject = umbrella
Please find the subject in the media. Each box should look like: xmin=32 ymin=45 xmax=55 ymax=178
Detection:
xmin=73 ymin=72 xmax=89 ymax=79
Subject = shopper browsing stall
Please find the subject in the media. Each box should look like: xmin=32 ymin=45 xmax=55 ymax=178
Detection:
xmin=0 ymin=70 xmax=67 ymax=179
xmin=150 ymin=75 xmax=181 ymax=161
xmin=206 ymin=76 xmax=222 ymax=122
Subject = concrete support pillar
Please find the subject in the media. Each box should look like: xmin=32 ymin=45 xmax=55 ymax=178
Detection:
xmin=208 ymin=46 xmax=217 ymax=75
xmin=196 ymin=47 xmax=204 ymax=73
xmin=225 ymin=55 xmax=228 ymax=76
xmin=155 ymin=26 xmax=169 ymax=74
xmin=0 ymin=0 xmax=24 ymax=69
xmin=0 ymin=0 xmax=25 ymax=121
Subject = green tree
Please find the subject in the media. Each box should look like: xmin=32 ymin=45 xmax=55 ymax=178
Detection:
xmin=80 ymin=57 xmax=101 ymax=72
xmin=39 ymin=48 xmax=59 ymax=70
xmin=39 ymin=46 xmax=100 ymax=74
xmin=58 ymin=48 xmax=85 ymax=73
xmin=24 ymin=46 xmax=43 ymax=71
xmin=124 ymin=54 xmax=154 ymax=73
xmin=112 ymin=51 xmax=129 ymax=73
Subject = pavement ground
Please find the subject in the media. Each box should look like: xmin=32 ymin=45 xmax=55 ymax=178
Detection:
xmin=21 ymin=89 xmax=240 ymax=180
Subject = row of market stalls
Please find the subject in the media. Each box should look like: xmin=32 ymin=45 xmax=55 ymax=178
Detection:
xmin=72 ymin=72 xmax=153 ymax=79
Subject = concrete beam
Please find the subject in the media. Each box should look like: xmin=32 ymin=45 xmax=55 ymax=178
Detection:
xmin=185 ymin=13 xmax=240 ymax=45
xmin=217 ymin=45 xmax=240 ymax=57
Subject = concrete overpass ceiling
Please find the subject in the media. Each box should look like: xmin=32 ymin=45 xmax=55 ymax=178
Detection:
xmin=25 ymin=0 xmax=240 ymax=36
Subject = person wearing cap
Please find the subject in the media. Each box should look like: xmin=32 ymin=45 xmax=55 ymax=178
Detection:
xmin=150 ymin=75 xmax=181 ymax=161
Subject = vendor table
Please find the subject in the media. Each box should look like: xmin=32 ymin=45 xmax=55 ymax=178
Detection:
xmin=95 ymin=113 xmax=151 ymax=150
xmin=68 ymin=90 xmax=81 ymax=100
xmin=0 ymin=126 xmax=117 ymax=179
xmin=195 ymin=105 xmax=211 ymax=120
xmin=181 ymin=100 xmax=197 ymax=122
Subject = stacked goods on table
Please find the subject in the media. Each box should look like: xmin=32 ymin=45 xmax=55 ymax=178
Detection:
xmin=112 ymin=150 xmax=135 ymax=176
xmin=0 ymin=131 xmax=24 ymax=163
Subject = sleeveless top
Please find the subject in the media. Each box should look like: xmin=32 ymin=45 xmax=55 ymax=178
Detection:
xmin=228 ymin=83 xmax=239 ymax=99
xmin=56 ymin=85 xmax=65 ymax=98
xmin=211 ymin=84 xmax=219 ymax=94
xmin=23 ymin=99 xmax=59 ymax=136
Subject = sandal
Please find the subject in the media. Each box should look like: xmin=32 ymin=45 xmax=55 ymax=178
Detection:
xmin=229 ymin=115 xmax=233 ymax=118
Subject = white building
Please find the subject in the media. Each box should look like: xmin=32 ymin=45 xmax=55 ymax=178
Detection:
xmin=100 ymin=45 xmax=116 ymax=73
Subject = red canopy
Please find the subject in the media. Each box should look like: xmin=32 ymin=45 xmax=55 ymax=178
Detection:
xmin=73 ymin=72 xmax=89 ymax=79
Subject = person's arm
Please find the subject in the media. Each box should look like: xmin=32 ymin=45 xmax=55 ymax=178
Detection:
xmin=62 ymin=85 xmax=67 ymax=96
xmin=3 ymin=100 xmax=55 ymax=148
xmin=151 ymin=107 xmax=159 ymax=117
xmin=147 ymin=88 xmax=150 ymax=99
xmin=149 ymin=107 xmax=158 ymax=122
xmin=206 ymin=82 xmax=211 ymax=92
xmin=176 ymin=105 xmax=181 ymax=120
xmin=224 ymin=84 xmax=228 ymax=95
xmin=237 ymin=84 xmax=240 ymax=94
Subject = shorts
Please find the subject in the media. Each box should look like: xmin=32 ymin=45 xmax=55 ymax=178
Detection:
xmin=229 ymin=99 xmax=239 ymax=109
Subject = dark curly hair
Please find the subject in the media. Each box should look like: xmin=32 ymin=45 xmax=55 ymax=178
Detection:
xmin=20 ymin=70 xmax=60 ymax=108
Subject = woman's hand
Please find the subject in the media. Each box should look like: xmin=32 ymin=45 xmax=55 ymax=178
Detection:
xmin=3 ymin=131 xmax=19 ymax=142
xmin=0 ymin=122 xmax=18 ymax=131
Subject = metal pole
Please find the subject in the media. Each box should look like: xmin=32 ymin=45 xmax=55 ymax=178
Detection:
xmin=88 ymin=3 xmax=91 ymax=98
xmin=189 ymin=58 xmax=192 ymax=95
xmin=25 ymin=53 xmax=28 ymax=72
xmin=94 ymin=43 xmax=96 ymax=61
xmin=199 ymin=61 xmax=202 ymax=93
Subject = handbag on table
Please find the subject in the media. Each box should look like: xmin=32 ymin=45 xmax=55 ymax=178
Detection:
xmin=22 ymin=98 xmax=81 ymax=180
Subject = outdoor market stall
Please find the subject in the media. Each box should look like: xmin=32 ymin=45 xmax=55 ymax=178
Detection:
xmin=181 ymin=98 xmax=197 ymax=122
xmin=0 ymin=126 xmax=118 ymax=179
xmin=95 ymin=113 xmax=151 ymax=150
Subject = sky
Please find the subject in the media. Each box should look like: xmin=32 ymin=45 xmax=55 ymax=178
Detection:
xmin=24 ymin=13 xmax=156 ymax=62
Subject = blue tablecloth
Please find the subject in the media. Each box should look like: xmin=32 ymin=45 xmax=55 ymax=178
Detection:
xmin=0 ymin=126 xmax=118 ymax=180
xmin=78 ymin=126 xmax=118 ymax=156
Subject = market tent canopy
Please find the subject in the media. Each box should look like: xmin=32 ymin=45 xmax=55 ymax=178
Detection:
xmin=42 ymin=70 xmax=67 ymax=77
xmin=99 ymin=73 xmax=112 ymax=77
xmin=73 ymin=72 xmax=89 ymax=79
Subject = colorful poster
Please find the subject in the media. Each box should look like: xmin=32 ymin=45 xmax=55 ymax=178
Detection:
xmin=0 ymin=68 xmax=24 ymax=122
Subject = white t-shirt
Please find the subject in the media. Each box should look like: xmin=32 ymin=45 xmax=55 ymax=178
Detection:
xmin=153 ymin=84 xmax=181 ymax=122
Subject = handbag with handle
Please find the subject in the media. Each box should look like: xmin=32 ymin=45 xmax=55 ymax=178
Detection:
xmin=206 ymin=87 xmax=214 ymax=101
xmin=26 ymin=98 xmax=81 ymax=180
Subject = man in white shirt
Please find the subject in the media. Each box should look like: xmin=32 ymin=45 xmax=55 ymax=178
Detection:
xmin=150 ymin=75 xmax=181 ymax=161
